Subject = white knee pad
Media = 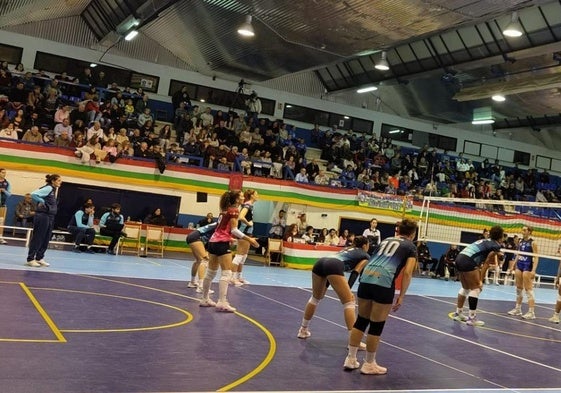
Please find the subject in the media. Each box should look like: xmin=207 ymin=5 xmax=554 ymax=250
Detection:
xmin=343 ymin=301 xmax=355 ymax=310
xmin=458 ymin=288 xmax=470 ymax=297
xmin=468 ymin=288 xmax=481 ymax=298
xmin=220 ymin=270 xmax=232 ymax=282
xmin=308 ymin=296 xmax=321 ymax=306
xmin=525 ymin=289 xmax=535 ymax=301
xmin=516 ymin=287 xmax=523 ymax=297
xmin=238 ymin=254 xmax=248 ymax=266
xmin=232 ymin=254 xmax=244 ymax=266
xmin=205 ymin=268 xmax=218 ymax=281
xmin=201 ymin=257 xmax=209 ymax=267
xmin=557 ymin=294 xmax=561 ymax=302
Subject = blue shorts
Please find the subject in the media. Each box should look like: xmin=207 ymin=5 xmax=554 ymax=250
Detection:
xmin=516 ymin=259 xmax=533 ymax=272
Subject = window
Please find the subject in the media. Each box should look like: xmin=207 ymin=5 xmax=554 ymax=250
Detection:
xmin=381 ymin=123 xmax=411 ymax=142
xmin=0 ymin=44 xmax=23 ymax=65
xmin=168 ymin=79 xmax=275 ymax=115
xmin=513 ymin=150 xmax=530 ymax=166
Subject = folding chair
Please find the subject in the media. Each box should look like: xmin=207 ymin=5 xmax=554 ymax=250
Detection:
xmin=145 ymin=225 xmax=165 ymax=258
xmin=120 ymin=222 xmax=142 ymax=256
xmin=267 ymin=238 xmax=283 ymax=266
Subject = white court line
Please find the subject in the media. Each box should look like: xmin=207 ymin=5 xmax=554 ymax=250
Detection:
xmin=240 ymin=285 xmax=561 ymax=392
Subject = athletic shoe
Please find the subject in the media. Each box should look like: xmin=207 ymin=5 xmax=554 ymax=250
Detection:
xmin=297 ymin=326 xmax=311 ymax=339
xmin=187 ymin=281 xmax=198 ymax=288
xmin=195 ymin=286 xmax=214 ymax=294
xmin=343 ymin=356 xmax=360 ymax=370
xmin=466 ymin=316 xmax=485 ymax=326
xmin=26 ymin=260 xmax=41 ymax=267
xmin=507 ymin=308 xmax=522 ymax=316
xmin=360 ymin=361 xmax=387 ymax=375
xmin=0 ymin=238 xmax=7 ymax=244
xmin=199 ymin=298 xmax=216 ymax=307
xmin=36 ymin=259 xmax=50 ymax=267
xmin=72 ymin=246 xmax=82 ymax=253
xmin=453 ymin=312 xmax=468 ymax=322
xmin=522 ymin=311 xmax=536 ymax=320
xmin=548 ymin=314 xmax=560 ymax=324
xmin=238 ymin=277 xmax=250 ymax=285
xmin=106 ymin=249 xmax=116 ymax=255
xmin=215 ymin=302 xmax=236 ymax=312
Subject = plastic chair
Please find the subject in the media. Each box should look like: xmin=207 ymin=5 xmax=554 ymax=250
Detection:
xmin=120 ymin=222 xmax=142 ymax=256
xmin=145 ymin=225 xmax=165 ymax=258
xmin=267 ymin=238 xmax=283 ymax=266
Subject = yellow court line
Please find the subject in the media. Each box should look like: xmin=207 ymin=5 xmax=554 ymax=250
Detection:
xmin=70 ymin=274 xmax=278 ymax=391
xmin=217 ymin=312 xmax=277 ymax=392
xmin=19 ymin=282 xmax=67 ymax=343
xmin=33 ymin=287 xmax=193 ymax=333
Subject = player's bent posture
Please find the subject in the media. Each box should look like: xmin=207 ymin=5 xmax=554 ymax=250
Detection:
xmin=453 ymin=225 xmax=504 ymax=326
xmin=344 ymin=219 xmax=418 ymax=375
xmin=297 ymin=236 xmax=370 ymax=340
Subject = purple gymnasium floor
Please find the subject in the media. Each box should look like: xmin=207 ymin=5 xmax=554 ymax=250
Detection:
xmin=0 ymin=245 xmax=560 ymax=393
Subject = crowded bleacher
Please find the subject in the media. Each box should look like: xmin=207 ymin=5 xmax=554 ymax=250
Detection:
xmin=1 ymin=60 xmax=560 ymax=203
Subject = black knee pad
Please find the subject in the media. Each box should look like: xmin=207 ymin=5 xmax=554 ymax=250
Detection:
xmin=353 ymin=315 xmax=369 ymax=332
xmin=368 ymin=320 xmax=386 ymax=336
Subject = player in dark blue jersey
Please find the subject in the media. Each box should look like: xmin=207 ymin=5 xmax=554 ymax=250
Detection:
xmin=344 ymin=219 xmax=418 ymax=375
xmin=507 ymin=226 xmax=539 ymax=319
xmin=453 ymin=225 xmax=504 ymax=326
xmin=186 ymin=222 xmax=217 ymax=291
xmin=297 ymin=236 xmax=370 ymax=340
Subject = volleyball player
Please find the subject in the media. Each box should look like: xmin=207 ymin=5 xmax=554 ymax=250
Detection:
xmin=508 ymin=226 xmax=539 ymax=319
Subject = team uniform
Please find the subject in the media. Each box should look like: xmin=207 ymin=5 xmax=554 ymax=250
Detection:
xmin=27 ymin=184 xmax=58 ymax=265
xmin=454 ymin=239 xmax=501 ymax=272
xmin=207 ymin=208 xmax=238 ymax=256
xmin=238 ymin=202 xmax=254 ymax=235
xmin=358 ymin=236 xmax=417 ymax=304
xmin=516 ymin=238 xmax=534 ymax=272
xmin=312 ymin=247 xmax=370 ymax=280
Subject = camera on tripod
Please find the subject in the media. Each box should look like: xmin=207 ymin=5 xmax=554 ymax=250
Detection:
xmin=238 ymin=79 xmax=247 ymax=90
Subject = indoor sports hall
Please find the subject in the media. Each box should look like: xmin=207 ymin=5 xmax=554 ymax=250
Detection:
xmin=0 ymin=243 xmax=559 ymax=393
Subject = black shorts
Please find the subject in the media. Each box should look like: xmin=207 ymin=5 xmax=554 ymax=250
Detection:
xmin=186 ymin=231 xmax=201 ymax=244
xmin=357 ymin=283 xmax=395 ymax=304
xmin=454 ymin=254 xmax=479 ymax=272
xmin=312 ymin=257 xmax=344 ymax=277
xmin=207 ymin=241 xmax=230 ymax=256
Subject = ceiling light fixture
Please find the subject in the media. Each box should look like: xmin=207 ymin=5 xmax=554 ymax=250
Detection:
xmin=492 ymin=94 xmax=506 ymax=102
xmin=90 ymin=63 xmax=97 ymax=68
xmin=357 ymin=86 xmax=378 ymax=93
xmin=472 ymin=107 xmax=495 ymax=125
xmin=124 ymin=30 xmax=139 ymax=41
xmin=375 ymin=51 xmax=390 ymax=71
xmin=503 ymin=11 xmax=523 ymax=37
xmin=237 ymin=15 xmax=255 ymax=37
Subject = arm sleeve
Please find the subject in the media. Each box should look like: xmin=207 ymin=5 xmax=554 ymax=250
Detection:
xmin=30 ymin=186 xmax=52 ymax=204
xmin=99 ymin=212 xmax=108 ymax=227
xmin=3 ymin=181 xmax=11 ymax=199
xmin=74 ymin=211 xmax=88 ymax=228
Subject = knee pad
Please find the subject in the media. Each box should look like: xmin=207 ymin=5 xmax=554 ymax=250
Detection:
xmin=238 ymin=254 xmax=248 ymax=266
xmin=205 ymin=269 xmax=218 ymax=281
xmin=201 ymin=257 xmax=209 ymax=267
xmin=232 ymin=254 xmax=244 ymax=266
xmin=353 ymin=315 xmax=369 ymax=332
xmin=220 ymin=270 xmax=232 ymax=282
xmin=557 ymin=294 xmax=561 ymax=303
xmin=516 ymin=287 xmax=523 ymax=297
xmin=368 ymin=320 xmax=386 ymax=336
xmin=468 ymin=288 xmax=481 ymax=298
xmin=308 ymin=296 xmax=321 ymax=306
xmin=458 ymin=288 xmax=470 ymax=297
xmin=343 ymin=301 xmax=355 ymax=310
xmin=525 ymin=289 xmax=535 ymax=301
